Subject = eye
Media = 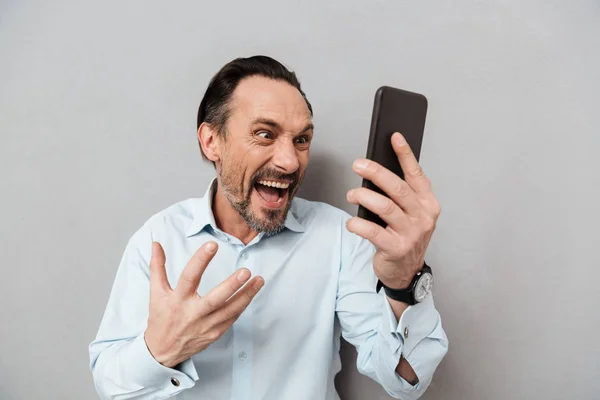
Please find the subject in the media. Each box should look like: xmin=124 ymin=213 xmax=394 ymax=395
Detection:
xmin=295 ymin=135 xmax=310 ymax=144
xmin=257 ymin=131 xmax=274 ymax=140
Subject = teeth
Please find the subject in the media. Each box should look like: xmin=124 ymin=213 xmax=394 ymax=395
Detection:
xmin=258 ymin=180 xmax=289 ymax=189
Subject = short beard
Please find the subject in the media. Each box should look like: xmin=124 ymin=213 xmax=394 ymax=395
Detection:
xmin=218 ymin=160 xmax=303 ymax=236
xmin=233 ymin=202 xmax=288 ymax=236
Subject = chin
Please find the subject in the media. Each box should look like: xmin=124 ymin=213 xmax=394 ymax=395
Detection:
xmin=239 ymin=198 xmax=287 ymax=236
xmin=255 ymin=205 xmax=287 ymax=231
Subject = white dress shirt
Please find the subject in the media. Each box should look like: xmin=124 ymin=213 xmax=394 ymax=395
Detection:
xmin=89 ymin=180 xmax=448 ymax=399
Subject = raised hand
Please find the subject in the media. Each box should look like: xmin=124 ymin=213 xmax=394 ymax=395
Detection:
xmin=144 ymin=241 xmax=264 ymax=368
xmin=346 ymin=132 xmax=441 ymax=290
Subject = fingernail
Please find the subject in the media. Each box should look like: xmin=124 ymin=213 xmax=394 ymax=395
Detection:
xmin=353 ymin=159 xmax=368 ymax=171
xmin=347 ymin=190 xmax=355 ymax=201
xmin=205 ymin=242 xmax=217 ymax=253
xmin=254 ymin=277 xmax=265 ymax=289
xmin=237 ymin=269 xmax=250 ymax=282
xmin=393 ymin=132 xmax=406 ymax=146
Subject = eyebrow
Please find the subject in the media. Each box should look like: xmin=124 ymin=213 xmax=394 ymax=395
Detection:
xmin=252 ymin=118 xmax=314 ymax=134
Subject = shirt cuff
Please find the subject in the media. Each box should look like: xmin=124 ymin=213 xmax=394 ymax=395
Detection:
xmin=127 ymin=334 xmax=199 ymax=391
xmin=381 ymin=293 xmax=439 ymax=357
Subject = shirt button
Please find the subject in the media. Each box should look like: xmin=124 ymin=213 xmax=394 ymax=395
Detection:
xmin=404 ymin=327 xmax=409 ymax=339
xmin=170 ymin=377 xmax=180 ymax=387
xmin=241 ymin=252 xmax=249 ymax=260
xmin=239 ymin=351 xmax=247 ymax=360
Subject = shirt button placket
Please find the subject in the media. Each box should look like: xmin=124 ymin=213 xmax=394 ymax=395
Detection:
xmin=231 ymin=249 xmax=253 ymax=399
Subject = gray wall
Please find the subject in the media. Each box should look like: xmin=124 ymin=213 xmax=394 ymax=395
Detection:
xmin=1 ymin=1 xmax=599 ymax=399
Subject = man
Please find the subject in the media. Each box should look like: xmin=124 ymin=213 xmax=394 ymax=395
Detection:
xmin=89 ymin=56 xmax=448 ymax=400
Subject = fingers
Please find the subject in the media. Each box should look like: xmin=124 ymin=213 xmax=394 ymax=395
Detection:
xmin=347 ymin=187 xmax=411 ymax=230
xmin=352 ymin=158 xmax=422 ymax=216
xmin=346 ymin=216 xmax=396 ymax=250
xmin=208 ymin=315 xmax=239 ymax=342
xmin=150 ymin=242 xmax=172 ymax=293
xmin=207 ymin=276 xmax=264 ymax=324
xmin=175 ymin=241 xmax=218 ymax=297
xmin=200 ymin=268 xmax=252 ymax=314
xmin=391 ymin=133 xmax=432 ymax=193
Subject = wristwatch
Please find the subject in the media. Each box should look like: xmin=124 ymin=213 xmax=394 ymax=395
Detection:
xmin=376 ymin=262 xmax=433 ymax=306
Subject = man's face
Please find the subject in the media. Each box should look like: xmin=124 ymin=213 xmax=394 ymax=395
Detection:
xmin=215 ymin=76 xmax=313 ymax=235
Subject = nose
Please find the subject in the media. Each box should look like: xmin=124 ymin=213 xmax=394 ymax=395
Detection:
xmin=272 ymin=138 xmax=300 ymax=174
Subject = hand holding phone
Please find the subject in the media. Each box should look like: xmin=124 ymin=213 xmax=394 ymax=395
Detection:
xmin=357 ymin=86 xmax=428 ymax=227
xmin=346 ymin=85 xmax=440 ymax=293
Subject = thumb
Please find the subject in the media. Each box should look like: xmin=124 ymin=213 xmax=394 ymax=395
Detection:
xmin=150 ymin=242 xmax=171 ymax=293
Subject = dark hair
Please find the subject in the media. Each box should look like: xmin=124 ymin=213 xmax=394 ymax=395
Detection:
xmin=196 ymin=55 xmax=313 ymax=162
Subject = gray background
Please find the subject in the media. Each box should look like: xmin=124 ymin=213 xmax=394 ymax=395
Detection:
xmin=1 ymin=0 xmax=599 ymax=399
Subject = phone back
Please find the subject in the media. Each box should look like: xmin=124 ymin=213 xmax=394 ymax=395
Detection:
xmin=358 ymin=86 xmax=428 ymax=227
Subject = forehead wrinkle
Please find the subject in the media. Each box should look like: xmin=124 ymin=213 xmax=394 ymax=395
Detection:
xmin=231 ymin=78 xmax=311 ymax=132
xmin=249 ymin=108 xmax=312 ymax=135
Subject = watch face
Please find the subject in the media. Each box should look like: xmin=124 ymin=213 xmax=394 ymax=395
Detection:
xmin=414 ymin=273 xmax=433 ymax=303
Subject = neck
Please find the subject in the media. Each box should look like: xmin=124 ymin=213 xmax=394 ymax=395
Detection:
xmin=212 ymin=181 xmax=259 ymax=245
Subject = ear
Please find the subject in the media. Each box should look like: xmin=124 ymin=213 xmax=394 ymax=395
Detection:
xmin=198 ymin=122 xmax=222 ymax=162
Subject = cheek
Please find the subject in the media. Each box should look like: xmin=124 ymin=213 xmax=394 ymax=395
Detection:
xmin=246 ymin=148 xmax=274 ymax=174
xmin=220 ymin=148 xmax=247 ymax=189
xmin=298 ymin=151 xmax=310 ymax=173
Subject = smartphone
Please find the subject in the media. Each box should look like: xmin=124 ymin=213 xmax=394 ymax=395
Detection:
xmin=357 ymin=86 xmax=428 ymax=227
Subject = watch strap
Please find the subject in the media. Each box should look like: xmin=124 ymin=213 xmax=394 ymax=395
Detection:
xmin=379 ymin=282 xmax=417 ymax=305
xmin=376 ymin=262 xmax=431 ymax=306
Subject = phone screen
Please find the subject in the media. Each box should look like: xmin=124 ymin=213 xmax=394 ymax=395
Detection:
xmin=357 ymin=86 xmax=428 ymax=227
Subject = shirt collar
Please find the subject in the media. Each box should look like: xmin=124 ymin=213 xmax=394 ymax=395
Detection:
xmin=186 ymin=178 xmax=305 ymax=237
xmin=283 ymin=205 xmax=305 ymax=233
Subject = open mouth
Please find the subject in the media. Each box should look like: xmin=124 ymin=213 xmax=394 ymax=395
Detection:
xmin=253 ymin=179 xmax=291 ymax=209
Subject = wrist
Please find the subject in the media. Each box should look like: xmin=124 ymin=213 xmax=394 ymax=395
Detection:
xmin=379 ymin=264 xmax=422 ymax=290
xmin=387 ymin=296 xmax=409 ymax=321
xmin=377 ymin=275 xmax=412 ymax=291
xmin=144 ymin=330 xmax=178 ymax=368
xmin=386 ymin=278 xmax=412 ymax=290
